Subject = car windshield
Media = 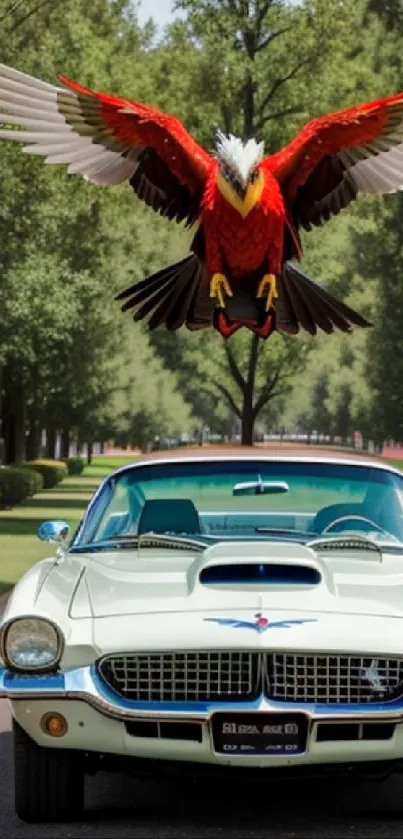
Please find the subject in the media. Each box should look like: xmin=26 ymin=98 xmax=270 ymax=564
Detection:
xmin=72 ymin=458 xmax=403 ymax=548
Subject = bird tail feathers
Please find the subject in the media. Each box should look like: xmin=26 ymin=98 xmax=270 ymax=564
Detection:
xmin=115 ymin=255 xmax=211 ymax=331
xmin=277 ymin=263 xmax=372 ymax=335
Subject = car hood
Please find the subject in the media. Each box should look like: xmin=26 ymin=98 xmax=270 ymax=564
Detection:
xmin=79 ymin=540 xmax=403 ymax=657
xmin=14 ymin=539 xmax=403 ymax=663
xmin=70 ymin=538 xmax=403 ymax=623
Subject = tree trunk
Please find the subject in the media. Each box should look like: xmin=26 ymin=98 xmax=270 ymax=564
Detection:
xmin=0 ymin=365 xmax=3 ymax=440
xmin=243 ymin=71 xmax=255 ymax=139
xmin=26 ymin=421 xmax=41 ymax=461
xmin=45 ymin=425 xmax=57 ymax=459
xmin=241 ymin=387 xmax=254 ymax=445
xmin=240 ymin=57 xmax=258 ymax=445
xmin=60 ymin=429 xmax=70 ymax=459
xmin=241 ymin=333 xmax=260 ymax=445
xmin=0 ymin=364 xmax=4 ymax=464
xmin=86 ymin=441 xmax=93 ymax=464
xmin=2 ymin=375 xmax=26 ymax=463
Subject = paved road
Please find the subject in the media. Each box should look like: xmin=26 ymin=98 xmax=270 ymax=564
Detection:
xmin=2 ymin=698 xmax=403 ymax=839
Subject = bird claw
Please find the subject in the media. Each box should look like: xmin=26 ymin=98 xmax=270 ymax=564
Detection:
xmin=209 ymin=273 xmax=233 ymax=309
xmin=256 ymin=273 xmax=278 ymax=312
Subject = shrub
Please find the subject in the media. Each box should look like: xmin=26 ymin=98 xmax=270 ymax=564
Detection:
xmin=65 ymin=456 xmax=85 ymax=476
xmin=22 ymin=458 xmax=67 ymax=489
xmin=0 ymin=466 xmax=44 ymax=509
xmin=16 ymin=467 xmax=44 ymax=497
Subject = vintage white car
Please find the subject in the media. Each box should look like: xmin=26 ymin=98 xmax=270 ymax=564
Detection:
xmin=2 ymin=447 xmax=403 ymax=823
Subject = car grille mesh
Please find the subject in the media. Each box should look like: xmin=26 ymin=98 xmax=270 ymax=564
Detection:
xmin=267 ymin=654 xmax=403 ymax=704
xmin=98 ymin=652 xmax=259 ymax=702
xmin=97 ymin=652 xmax=403 ymax=704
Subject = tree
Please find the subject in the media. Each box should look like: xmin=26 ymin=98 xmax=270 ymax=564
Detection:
xmin=109 ymin=320 xmax=193 ymax=451
xmin=355 ymin=196 xmax=403 ymax=443
xmin=0 ymin=0 xmax=397 ymax=461
xmin=143 ymin=0 xmax=386 ymax=444
xmin=331 ymin=1 xmax=403 ymax=446
xmin=0 ymin=0 xmax=163 ymax=460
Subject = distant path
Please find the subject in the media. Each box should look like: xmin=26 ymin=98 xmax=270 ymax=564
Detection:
xmin=103 ymin=447 xmax=141 ymax=456
xmin=103 ymin=444 xmax=403 ymax=460
xmin=382 ymin=445 xmax=403 ymax=459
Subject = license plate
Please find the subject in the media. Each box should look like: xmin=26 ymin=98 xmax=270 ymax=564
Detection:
xmin=212 ymin=712 xmax=308 ymax=755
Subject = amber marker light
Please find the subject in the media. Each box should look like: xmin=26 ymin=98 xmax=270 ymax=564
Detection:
xmin=41 ymin=713 xmax=68 ymax=737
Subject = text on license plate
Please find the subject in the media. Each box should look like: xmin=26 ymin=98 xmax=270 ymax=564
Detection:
xmin=212 ymin=712 xmax=308 ymax=755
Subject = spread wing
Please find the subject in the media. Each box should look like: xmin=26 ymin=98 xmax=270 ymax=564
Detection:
xmin=265 ymin=92 xmax=403 ymax=230
xmin=0 ymin=63 xmax=211 ymax=226
xmin=204 ymin=618 xmax=254 ymax=629
xmin=268 ymin=619 xmax=316 ymax=628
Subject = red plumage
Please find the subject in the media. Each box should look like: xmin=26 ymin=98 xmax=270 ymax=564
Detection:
xmin=201 ymin=161 xmax=285 ymax=278
xmin=1 ymin=64 xmax=403 ymax=337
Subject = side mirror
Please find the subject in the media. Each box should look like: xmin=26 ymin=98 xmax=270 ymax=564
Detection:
xmin=37 ymin=520 xmax=70 ymax=544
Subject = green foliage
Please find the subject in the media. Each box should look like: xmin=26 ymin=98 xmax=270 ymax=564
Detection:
xmin=151 ymin=0 xmax=383 ymax=441
xmin=22 ymin=459 xmax=67 ymax=489
xmin=0 ymin=466 xmax=43 ymax=509
xmin=0 ymin=0 xmax=402 ymax=456
xmin=65 ymin=456 xmax=85 ymax=476
xmin=110 ymin=320 xmax=193 ymax=451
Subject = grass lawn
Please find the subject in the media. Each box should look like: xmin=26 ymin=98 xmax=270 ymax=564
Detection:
xmin=0 ymin=452 xmax=402 ymax=596
xmin=0 ymin=455 xmax=136 ymax=594
xmin=384 ymin=459 xmax=403 ymax=472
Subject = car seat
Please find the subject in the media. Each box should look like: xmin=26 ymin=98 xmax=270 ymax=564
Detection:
xmin=137 ymin=498 xmax=201 ymax=535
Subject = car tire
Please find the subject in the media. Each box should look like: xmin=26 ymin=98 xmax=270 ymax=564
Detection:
xmin=13 ymin=719 xmax=85 ymax=823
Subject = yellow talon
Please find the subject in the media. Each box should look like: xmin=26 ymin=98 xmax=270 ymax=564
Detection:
xmin=256 ymin=273 xmax=278 ymax=312
xmin=209 ymin=273 xmax=233 ymax=309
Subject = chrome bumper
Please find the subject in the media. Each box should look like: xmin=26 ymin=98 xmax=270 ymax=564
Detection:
xmin=2 ymin=664 xmax=403 ymax=724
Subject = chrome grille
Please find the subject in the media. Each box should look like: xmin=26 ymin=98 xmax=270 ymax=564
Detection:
xmin=97 ymin=652 xmax=403 ymax=705
xmin=266 ymin=654 xmax=403 ymax=704
xmin=98 ymin=652 xmax=259 ymax=702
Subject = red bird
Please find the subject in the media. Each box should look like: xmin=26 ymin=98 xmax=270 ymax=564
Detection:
xmin=1 ymin=64 xmax=402 ymax=338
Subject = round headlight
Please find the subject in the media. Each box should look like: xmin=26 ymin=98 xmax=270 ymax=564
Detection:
xmin=2 ymin=618 xmax=62 ymax=671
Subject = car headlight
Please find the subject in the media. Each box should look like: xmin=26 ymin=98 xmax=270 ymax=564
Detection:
xmin=2 ymin=618 xmax=63 ymax=671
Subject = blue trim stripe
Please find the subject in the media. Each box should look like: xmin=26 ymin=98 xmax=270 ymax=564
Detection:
xmin=2 ymin=664 xmax=403 ymax=719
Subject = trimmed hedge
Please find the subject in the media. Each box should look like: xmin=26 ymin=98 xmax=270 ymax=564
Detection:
xmin=65 ymin=456 xmax=85 ymax=476
xmin=22 ymin=458 xmax=68 ymax=489
xmin=0 ymin=466 xmax=44 ymax=509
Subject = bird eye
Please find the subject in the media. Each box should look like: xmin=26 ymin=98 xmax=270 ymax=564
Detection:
xmin=250 ymin=170 xmax=259 ymax=183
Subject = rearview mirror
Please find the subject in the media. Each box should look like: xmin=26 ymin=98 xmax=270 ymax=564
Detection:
xmin=232 ymin=480 xmax=290 ymax=496
xmin=37 ymin=520 xmax=70 ymax=544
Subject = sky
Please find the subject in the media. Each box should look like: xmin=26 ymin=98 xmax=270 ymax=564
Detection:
xmin=137 ymin=0 xmax=181 ymax=29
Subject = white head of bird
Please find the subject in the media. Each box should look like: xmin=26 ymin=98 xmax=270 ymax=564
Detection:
xmin=215 ymin=130 xmax=265 ymax=197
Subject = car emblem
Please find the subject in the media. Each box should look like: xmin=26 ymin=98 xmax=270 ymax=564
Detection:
xmin=360 ymin=660 xmax=387 ymax=696
xmin=204 ymin=612 xmax=317 ymax=633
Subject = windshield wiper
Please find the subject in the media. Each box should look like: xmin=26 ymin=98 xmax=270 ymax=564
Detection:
xmin=307 ymin=534 xmax=385 ymax=559
xmin=255 ymin=527 xmax=318 ymax=538
xmin=71 ymin=532 xmax=206 ymax=553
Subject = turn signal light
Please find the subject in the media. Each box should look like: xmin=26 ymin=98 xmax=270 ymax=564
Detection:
xmin=41 ymin=712 xmax=68 ymax=737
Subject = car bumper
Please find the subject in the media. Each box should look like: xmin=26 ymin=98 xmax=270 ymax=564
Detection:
xmin=2 ymin=664 xmax=403 ymax=768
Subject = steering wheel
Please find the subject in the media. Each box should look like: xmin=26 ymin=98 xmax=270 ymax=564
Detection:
xmin=322 ymin=514 xmax=388 ymax=535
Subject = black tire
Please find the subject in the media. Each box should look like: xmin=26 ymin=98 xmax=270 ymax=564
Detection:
xmin=13 ymin=719 xmax=85 ymax=823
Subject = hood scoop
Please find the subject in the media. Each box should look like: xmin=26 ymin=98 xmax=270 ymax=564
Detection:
xmin=188 ymin=541 xmax=334 ymax=594
xmin=199 ymin=562 xmax=321 ymax=586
